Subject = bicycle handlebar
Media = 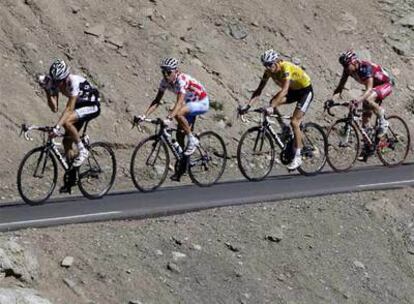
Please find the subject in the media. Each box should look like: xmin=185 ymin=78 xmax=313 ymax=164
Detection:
xmin=237 ymin=106 xmax=291 ymax=123
xmin=323 ymin=99 xmax=362 ymax=117
xmin=20 ymin=124 xmax=54 ymax=141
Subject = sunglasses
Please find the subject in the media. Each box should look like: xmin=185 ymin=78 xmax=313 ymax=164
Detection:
xmin=263 ymin=62 xmax=274 ymax=68
xmin=161 ymin=69 xmax=174 ymax=77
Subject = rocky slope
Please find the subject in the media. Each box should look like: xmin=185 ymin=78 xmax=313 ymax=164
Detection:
xmin=0 ymin=1 xmax=414 ymax=302
xmin=0 ymin=0 xmax=413 ymax=201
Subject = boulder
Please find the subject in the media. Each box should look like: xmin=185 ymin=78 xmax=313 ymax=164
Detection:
xmin=0 ymin=240 xmax=39 ymax=282
xmin=0 ymin=288 xmax=52 ymax=304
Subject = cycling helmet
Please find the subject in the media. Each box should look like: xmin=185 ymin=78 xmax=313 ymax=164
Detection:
xmin=49 ymin=59 xmax=70 ymax=81
xmin=339 ymin=50 xmax=358 ymax=66
xmin=261 ymin=49 xmax=279 ymax=65
xmin=160 ymin=57 xmax=179 ymax=71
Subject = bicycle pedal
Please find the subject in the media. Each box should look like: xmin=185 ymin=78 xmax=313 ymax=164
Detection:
xmin=59 ymin=185 xmax=72 ymax=194
xmin=170 ymin=174 xmax=181 ymax=182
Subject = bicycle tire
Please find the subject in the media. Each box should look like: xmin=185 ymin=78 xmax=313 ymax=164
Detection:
xmin=297 ymin=122 xmax=328 ymax=176
xmin=78 ymin=142 xmax=117 ymax=199
xmin=130 ymin=135 xmax=170 ymax=192
xmin=237 ymin=126 xmax=275 ymax=181
xmin=17 ymin=147 xmax=58 ymax=205
xmin=377 ymin=115 xmax=411 ymax=167
xmin=326 ymin=119 xmax=360 ymax=172
xmin=189 ymin=131 xmax=227 ymax=187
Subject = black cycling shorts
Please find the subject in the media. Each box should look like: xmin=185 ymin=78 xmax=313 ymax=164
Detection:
xmin=285 ymin=85 xmax=314 ymax=113
xmin=74 ymin=100 xmax=100 ymax=130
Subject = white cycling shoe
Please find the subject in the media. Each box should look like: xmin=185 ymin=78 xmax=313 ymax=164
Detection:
xmin=377 ymin=119 xmax=389 ymax=137
xmin=287 ymin=155 xmax=302 ymax=171
xmin=184 ymin=137 xmax=199 ymax=156
xmin=72 ymin=149 xmax=89 ymax=167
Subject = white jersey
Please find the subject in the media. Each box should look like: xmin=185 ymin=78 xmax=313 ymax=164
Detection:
xmin=159 ymin=73 xmax=207 ymax=103
xmin=46 ymin=74 xmax=99 ymax=104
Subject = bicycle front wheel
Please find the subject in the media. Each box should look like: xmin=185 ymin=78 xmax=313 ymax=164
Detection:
xmin=130 ymin=135 xmax=170 ymax=192
xmin=189 ymin=131 xmax=227 ymax=187
xmin=237 ymin=126 xmax=275 ymax=181
xmin=78 ymin=142 xmax=117 ymax=199
xmin=17 ymin=147 xmax=58 ymax=205
xmin=326 ymin=119 xmax=360 ymax=172
xmin=297 ymin=122 xmax=328 ymax=176
xmin=377 ymin=115 xmax=411 ymax=167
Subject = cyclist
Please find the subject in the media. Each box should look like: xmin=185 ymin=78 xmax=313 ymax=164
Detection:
xmin=333 ymin=49 xmax=392 ymax=138
xmin=136 ymin=57 xmax=209 ymax=157
xmin=239 ymin=49 xmax=314 ymax=170
xmin=38 ymin=58 xmax=100 ymax=167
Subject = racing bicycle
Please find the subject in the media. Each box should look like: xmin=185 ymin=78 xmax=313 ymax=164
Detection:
xmin=17 ymin=123 xmax=116 ymax=205
xmin=324 ymin=99 xmax=411 ymax=172
xmin=130 ymin=117 xmax=227 ymax=192
xmin=236 ymin=107 xmax=327 ymax=181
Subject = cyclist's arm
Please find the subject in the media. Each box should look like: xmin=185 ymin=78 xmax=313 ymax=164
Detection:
xmin=248 ymin=71 xmax=270 ymax=106
xmin=357 ymin=77 xmax=374 ymax=103
xmin=168 ymin=92 xmax=185 ymax=119
xmin=269 ymin=78 xmax=289 ymax=108
xmin=56 ymin=96 xmax=77 ymax=127
xmin=46 ymin=91 xmax=59 ymax=113
xmin=333 ymin=70 xmax=349 ymax=97
xmin=144 ymin=90 xmax=165 ymax=117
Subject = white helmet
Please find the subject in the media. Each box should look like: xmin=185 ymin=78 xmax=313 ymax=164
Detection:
xmin=261 ymin=49 xmax=279 ymax=65
xmin=49 ymin=59 xmax=70 ymax=81
xmin=160 ymin=57 xmax=179 ymax=71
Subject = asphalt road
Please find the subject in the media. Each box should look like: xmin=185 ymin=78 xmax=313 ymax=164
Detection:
xmin=0 ymin=164 xmax=413 ymax=232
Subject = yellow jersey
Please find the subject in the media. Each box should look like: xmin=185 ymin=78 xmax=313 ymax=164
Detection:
xmin=267 ymin=61 xmax=311 ymax=90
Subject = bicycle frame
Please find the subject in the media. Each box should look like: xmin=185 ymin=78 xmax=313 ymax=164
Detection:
xmin=244 ymin=110 xmax=290 ymax=149
xmin=21 ymin=124 xmax=96 ymax=177
xmin=330 ymin=102 xmax=376 ymax=147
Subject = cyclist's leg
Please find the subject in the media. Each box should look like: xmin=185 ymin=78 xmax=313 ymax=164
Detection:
xmin=287 ymin=86 xmax=313 ymax=170
xmin=177 ymin=98 xmax=209 ymax=155
xmin=270 ymin=94 xmax=288 ymax=128
xmin=70 ymin=103 xmax=100 ymax=166
xmin=368 ymin=83 xmax=392 ymax=136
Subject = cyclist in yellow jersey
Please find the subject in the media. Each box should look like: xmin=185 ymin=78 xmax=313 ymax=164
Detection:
xmin=239 ymin=49 xmax=314 ymax=170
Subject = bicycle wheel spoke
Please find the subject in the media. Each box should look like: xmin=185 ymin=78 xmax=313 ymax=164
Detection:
xmin=377 ymin=115 xmax=410 ymax=166
xmin=18 ymin=148 xmax=57 ymax=205
xmin=131 ymin=137 xmax=169 ymax=192
xmin=237 ymin=127 xmax=275 ymax=181
xmin=326 ymin=120 xmax=359 ymax=172
xmin=297 ymin=123 xmax=327 ymax=176
xmin=78 ymin=142 xmax=116 ymax=199
xmin=189 ymin=131 xmax=227 ymax=186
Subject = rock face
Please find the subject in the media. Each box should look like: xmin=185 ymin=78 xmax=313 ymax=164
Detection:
xmin=0 ymin=240 xmax=39 ymax=282
xmin=0 ymin=288 xmax=52 ymax=304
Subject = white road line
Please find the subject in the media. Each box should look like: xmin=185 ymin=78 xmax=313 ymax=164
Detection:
xmin=0 ymin=211 xmax=122 ymax=227
xmin=357 ymin=180 xmax=414 ymax=188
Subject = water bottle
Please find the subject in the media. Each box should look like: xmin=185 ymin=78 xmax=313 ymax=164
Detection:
xmin=172 ymin=140 xmax=183 ymax=154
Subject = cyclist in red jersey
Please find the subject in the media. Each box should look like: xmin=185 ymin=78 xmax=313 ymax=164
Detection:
xmin=333 ymin=50 xmax=393 ymax=159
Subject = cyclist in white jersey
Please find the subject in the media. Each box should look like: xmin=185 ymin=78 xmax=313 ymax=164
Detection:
xmin=38 ymin=59 xmax=100 ymax=167
xmin=137 ymin=57 xmax=209 ymax=156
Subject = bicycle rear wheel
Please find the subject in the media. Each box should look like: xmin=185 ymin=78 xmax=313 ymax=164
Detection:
xmin=326 ymin=119 xmax=360 ymax=172
xmin=78 ymin=142 xmax=117 ymax=199
xmin=237 ymin=126 xmax=275 ymax=181
xmin=130 ymin=135 xmax=170 ymax=192
xmin=297 ymin=122 xmax=328 ymax=176
xmin=189 ymin=131 xmax=227 ymax=187
xmin=377 ymin=115 xmax=411 ymax=167
xmin=17 ymin=147 xmax=58 ymax=205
